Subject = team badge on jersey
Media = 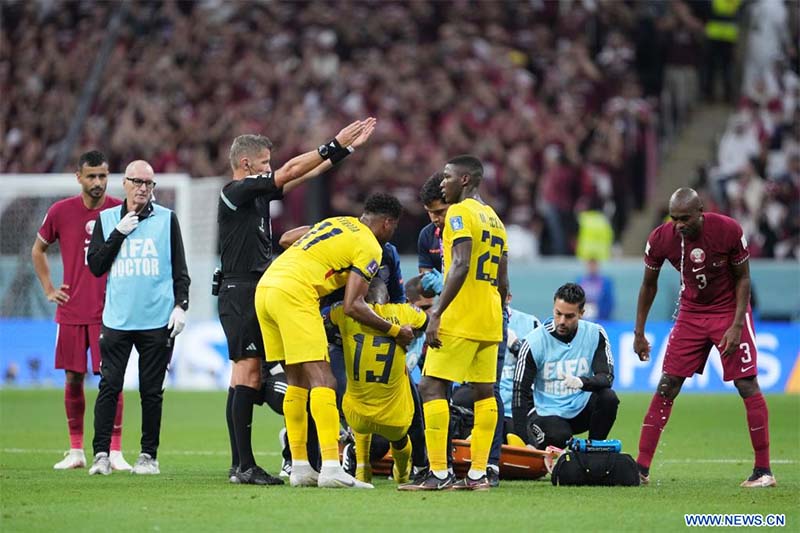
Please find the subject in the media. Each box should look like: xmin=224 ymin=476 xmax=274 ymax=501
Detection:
xmin=690 ymin=248 xmax=705 ymax=263
xmin=449 ymin=216 xmax=464 ymax=231
xmin=85 ymin=220 xmax=95 ymax=235
xmin=366 ymin=259 xmax=380 ymax=277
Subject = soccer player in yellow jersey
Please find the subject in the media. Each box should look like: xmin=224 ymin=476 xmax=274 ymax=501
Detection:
xmin=329 ymin=278 xmax=428 ymax=485
xmin=255 ymin=193 xmax=414 ymax=489
xmin=399 ymin=155 xmax=509 ymax=491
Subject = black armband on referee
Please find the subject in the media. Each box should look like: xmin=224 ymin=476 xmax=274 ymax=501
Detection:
xmin=318 ymin=138 xmax=354 ymax=165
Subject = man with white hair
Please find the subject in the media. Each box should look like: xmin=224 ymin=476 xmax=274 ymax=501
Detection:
xmin=86 ymin=160 xmax=191 ymax=476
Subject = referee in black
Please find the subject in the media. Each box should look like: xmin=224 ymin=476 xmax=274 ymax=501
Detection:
xmin=219 ymin=118 xmax=376 ymax=485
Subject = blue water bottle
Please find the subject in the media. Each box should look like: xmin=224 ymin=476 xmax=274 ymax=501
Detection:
xmin=569 ymin=438 xmax=622 ymax=453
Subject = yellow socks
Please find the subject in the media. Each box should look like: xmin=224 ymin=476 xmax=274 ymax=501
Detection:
xmin=283 ymin=386 xmax=309 ymax=463
xmin=391 ymin=438 xmax=412 ymax=484
xmin=309 ymin=387 xmax=340 ymax=464
xmin=354 ymin=431 xmax=372 ymax=482
xmin=470 ymin=397 xmax=498 ymax=475
xmin=423 ymin=399 xmax=450 ymax=474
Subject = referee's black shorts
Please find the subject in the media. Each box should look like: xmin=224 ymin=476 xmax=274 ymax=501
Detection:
xmin=218 ymin=274 xmax=264 ymax=360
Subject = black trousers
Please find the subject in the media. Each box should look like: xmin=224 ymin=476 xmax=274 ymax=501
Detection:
xmin=407 ymin=375 xmax=428 ymax=468
xmin=703 ymin=39 xmax=735 ymax=103
xmin=527 ymin=388 xmax=619 ymax=450
xmin=93 ymin=325 xmax=172 ymax=458
xmin=489 ymin=312 xmax=508 ymax=466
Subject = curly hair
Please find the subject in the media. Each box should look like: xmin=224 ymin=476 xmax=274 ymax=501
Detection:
xmin=554 ymin=282 xmax=586 ymax=309
xmin=419 ymin=172 xmax=445 ymax=206
xmin=364 ymin=192 xmax=403 ymax=219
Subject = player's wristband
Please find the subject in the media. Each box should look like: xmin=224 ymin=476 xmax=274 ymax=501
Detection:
xmin=387 ymin=323 xmax=401 ymax=337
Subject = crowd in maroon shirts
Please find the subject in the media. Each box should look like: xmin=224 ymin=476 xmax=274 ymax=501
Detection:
xmin=3 ymin=0 xmax=744 ymax=254
xmin=694 ymin=65 xmax=800 ymax=259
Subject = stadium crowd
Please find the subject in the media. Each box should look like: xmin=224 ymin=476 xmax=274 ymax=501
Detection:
xmin=3 ymin=0 xmax=698 ymax=254
xmin=3 ymin=1 xmax=798 ymax=257
xmin=702 ymin=97 xmax=800 ymax=260
xmin=693 ymin=0 xmax=799 ymax=259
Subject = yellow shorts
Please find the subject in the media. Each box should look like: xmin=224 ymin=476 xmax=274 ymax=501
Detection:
xmin=423 ymin=333 xmax=499 ymax=383
xmin=254 ymin=284 xmax=329 ymax=365
xmin=343 ymin=398 xmax=412 ymax=442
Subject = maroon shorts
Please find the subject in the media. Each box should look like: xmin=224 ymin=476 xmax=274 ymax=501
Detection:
xmin=663 ymin=311 xmax=758 ymax=382
xmin=54 ymin=323 xmax=102 ymax=375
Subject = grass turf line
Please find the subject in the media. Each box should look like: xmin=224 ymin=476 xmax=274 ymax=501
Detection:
xmin=1 ymin=390 xmax=797 ymax=532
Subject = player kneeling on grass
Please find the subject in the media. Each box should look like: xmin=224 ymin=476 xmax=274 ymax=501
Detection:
xmin=328 ymin=278 xmax=428 ymax=485
xmin=511 ymin=283 xmax=619 ymax=451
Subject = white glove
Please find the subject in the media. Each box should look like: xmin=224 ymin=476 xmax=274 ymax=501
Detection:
xmin=115 ymin=211 xmax=139 ymax=235
xmin=405 ymin=336 xmax=424 ymax=372
xmin=406 ymin=351 xmax=420 ymax=373
xmin=560 ymin=372 xmax=584 ymax=391
xmin=507 ymin=328 xmax=518 ymax=347
xmin=168 ymin=306 xmax=186 ymax=338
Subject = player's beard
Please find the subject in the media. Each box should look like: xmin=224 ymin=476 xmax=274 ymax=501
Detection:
xmin=88 ymin=186 xmax=105 ymax=198
xmin=556 ymin=323 xmax=576 ymax=336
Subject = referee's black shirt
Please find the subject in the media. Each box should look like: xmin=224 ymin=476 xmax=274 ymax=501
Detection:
xmin=217 ymin=174 xmax=283 ymax=276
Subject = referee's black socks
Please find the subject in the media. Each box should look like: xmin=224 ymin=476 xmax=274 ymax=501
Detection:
xmin=233 ymin=385 xmax=260 ymax=471
xmin=226 ymin=387 xmax=238 ymax=468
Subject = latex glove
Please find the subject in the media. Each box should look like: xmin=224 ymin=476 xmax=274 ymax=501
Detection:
xmin=168 ymin=306 xmax=186 ymax=338
xmin=507 ymin=328 xmax=518 ymax=347
xmin=560 ymin=372 xmax=584 ymax=391
xmin=405 ymin=336 xmax=425 ymax=372
xmin=115 ymin=211 xmax=139 ymax=235
xmin=421 ymin=269 xmax=443 ymax=295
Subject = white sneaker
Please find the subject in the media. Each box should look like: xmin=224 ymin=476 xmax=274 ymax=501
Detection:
xmin=109 ymin=451 xmax=132 ymax=471
xmin=131 ymin=453 xmax=160 ymax=475
xmin=54 ymin=449 xmax=86 ymax=470
xmin=740 ymin=472 xmax=777 ymax=488
xmin=317 ymin=465 xmax=373 ymax=489
xmin=290 ymin=463 xmax=319 ymax=487
xmin=88 ymin=452 xmax=111 ymax=475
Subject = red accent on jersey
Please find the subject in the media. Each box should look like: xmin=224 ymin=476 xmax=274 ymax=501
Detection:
xmin=643 ymin=212 xmax=749 ymax=315
xmin=37 ymin=195 xmax=122 ymax=324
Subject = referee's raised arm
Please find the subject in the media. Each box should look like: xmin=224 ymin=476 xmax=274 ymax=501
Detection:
xmin=218 ymin=117 xmax=377 ymax=486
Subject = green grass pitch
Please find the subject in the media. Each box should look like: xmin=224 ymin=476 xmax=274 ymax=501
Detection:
xmin=1 ymin=389 xmax=797 ymax=532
